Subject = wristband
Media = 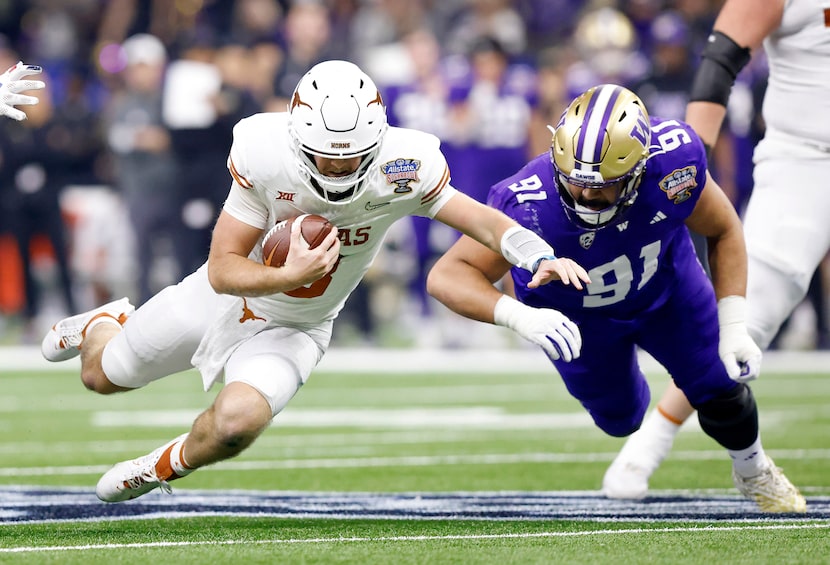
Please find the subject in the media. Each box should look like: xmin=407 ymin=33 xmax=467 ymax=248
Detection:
xmin=717 ymin=295 xmax=746 ymax=326
xmin=493 ymin=294 xmax=526 ymax=329
xmin=531 ymin=254 xmax=558 ymax=273
xmin=500 ymin=226 xmax=555 ymax=273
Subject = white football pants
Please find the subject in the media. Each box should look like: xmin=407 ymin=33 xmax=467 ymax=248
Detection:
xmin=101 ymin=263 xmax=331 ymax=415
xmin=743 ymin=129 xmax=830 ymax=349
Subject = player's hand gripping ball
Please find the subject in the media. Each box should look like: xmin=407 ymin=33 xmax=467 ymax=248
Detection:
xmin=262 ymin=214 xmax=335 ymax=267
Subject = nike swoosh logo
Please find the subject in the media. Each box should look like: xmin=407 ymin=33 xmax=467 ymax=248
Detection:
xmin=365 ymin=201 xmax=390 ymax=211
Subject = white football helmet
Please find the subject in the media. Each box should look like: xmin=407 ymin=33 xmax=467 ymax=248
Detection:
xmin=288 ymin=60 xmax=388 ymax=204
xmin=551 ymin=84 xmax=651 ymax=229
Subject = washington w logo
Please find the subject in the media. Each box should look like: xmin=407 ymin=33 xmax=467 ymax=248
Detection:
xmin=616 ymin=221 xmax=629 ymax=232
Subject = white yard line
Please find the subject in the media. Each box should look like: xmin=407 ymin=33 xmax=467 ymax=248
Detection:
xmin=2 ymin=346 xmax=830 ymax=374
xmin=1 ymin=449 xmax=829 ymax=477
xmin=2 ymin=523 xmax=828 ymax=554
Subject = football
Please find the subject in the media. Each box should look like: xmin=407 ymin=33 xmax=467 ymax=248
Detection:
xmin=261 ymin=214 xmax=335 ymax=267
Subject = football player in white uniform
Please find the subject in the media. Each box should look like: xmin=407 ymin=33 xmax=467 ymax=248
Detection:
xmin=604 ymin=0 xmax=830 ymax=501
xmin=40 ymin=60 xmax=590 ymax=502
xmin=0 ymin=61 xmax=44 ymax=120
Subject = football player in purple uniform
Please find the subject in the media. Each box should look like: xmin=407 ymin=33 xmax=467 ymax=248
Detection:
xmin=427 ymin=84 xmax=805 ymax=513
xmin=604 ymin=0 xmax=830 ymax=506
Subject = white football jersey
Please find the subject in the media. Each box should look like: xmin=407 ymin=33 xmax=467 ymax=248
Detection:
xmin=222 ymin=111 xmax=457 ymax=324
xmin=762 ymin=0 xmax=830 ymax=145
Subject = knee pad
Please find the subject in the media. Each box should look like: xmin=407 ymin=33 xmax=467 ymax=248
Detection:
xmin=696 ymin=384 xmax=758 ymax=450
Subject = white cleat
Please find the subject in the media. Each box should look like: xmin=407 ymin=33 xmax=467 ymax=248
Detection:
xmin=96 ymin=434 xmax=188 ymax=503
xmin=41 ymin=298 xmax=134 ymax=362
xmin=733 ymin=456 xmax=807 ymax=513
xmin=602 ymin=458 xmax=651 ymax=500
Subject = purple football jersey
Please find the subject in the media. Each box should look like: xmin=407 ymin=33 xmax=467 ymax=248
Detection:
xmin=489 ymin=116 xmax=709 ymax=320
xmin=487 ymin=116 xmax=738 ymax=433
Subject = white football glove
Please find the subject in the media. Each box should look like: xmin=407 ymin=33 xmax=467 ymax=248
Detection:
xmin=0 ymin=61 xmax=45 ymax=121
xmin=494 ymin=295 xmax=581 ymax=362
xmin=718 ymin=296 xmax=762 ymax=383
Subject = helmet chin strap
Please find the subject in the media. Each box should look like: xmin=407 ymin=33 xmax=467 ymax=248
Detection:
xmin=310 ymin=177 xmax=357 ymax=202
xmin=297 ymin=148 xmax=376 ymax=204
xmin=318 ymin=170 xmax=361 ymax=192
xmin=575 ymin=202 xmax=618 ymax=226
xmin=557 ymin=170 xmax=643 ymax=230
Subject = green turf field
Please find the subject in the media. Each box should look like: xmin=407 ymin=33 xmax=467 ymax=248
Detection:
xmin=1 ymin=348 xmax=828 ymax=564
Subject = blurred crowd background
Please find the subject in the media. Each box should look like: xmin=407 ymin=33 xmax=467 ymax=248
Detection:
xmin=0 ymin=0 xmax=827 ymax=350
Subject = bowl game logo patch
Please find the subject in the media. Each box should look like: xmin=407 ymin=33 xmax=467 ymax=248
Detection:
xmin=382 ymin=158 xmax=420 ymax=193
xmin=660 ymin=166 xmax=697 ymax=203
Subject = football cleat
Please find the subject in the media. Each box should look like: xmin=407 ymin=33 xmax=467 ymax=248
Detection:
xmin=733 ymin=456 xmax=807 ymax=513
xmin=41 ymin=297 xmax=134 ymax=362
xmin=96 ymin=434 xmax=188 ymax=503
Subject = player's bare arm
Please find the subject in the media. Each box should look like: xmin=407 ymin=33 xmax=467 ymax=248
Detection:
xmin=685 ymin=171 xmax=762 ymax=385
xmin=207 ymin=210 xmax=340 ymax=297
xmin=713 ymin=0 xmax=783 ymax=49
xmin=434 ymin=192 xmax=590 ymax=290
xmin=427 ymin=235 xmax=511 ymax=324
xmin=428 ymin=233 xmax=582 ymax=363
xmin=685 ymin=0 xmax=783 ymax=146
xmin=684 ymin=172 xmax=747 ymax=300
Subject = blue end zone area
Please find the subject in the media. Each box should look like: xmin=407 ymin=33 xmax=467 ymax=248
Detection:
xmin=2 ymin=488 xmax=828 ymax=524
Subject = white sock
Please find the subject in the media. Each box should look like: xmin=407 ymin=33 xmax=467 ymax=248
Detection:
xmin=648 ymin=406 xmax=684 ymax=439
xmin=729 ymin=437 xmax=769 ymax=478
xmin=617 ymin=408 xmax=682 ymax=472
xmin=637 ymin=407 xmax=683 ymax=446
xmin=169 ymin=438 xmax=194 ymax=477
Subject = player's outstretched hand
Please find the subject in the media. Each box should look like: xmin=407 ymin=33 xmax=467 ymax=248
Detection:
xmin=0 ymin=61 xmax=44 ymax=121
xmin=494 ymin=295 xmax=581 ymax=362
xmin=529 ymin=257 xmax=591 ymax=290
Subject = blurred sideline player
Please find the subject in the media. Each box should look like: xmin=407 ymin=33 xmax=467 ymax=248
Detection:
xmin=427 ymin=84 xmax=805 ymax=513
xmin=563 ymin=7 xmax=648 ymax=99
xmin=0 ymin=61 xmax=44 ymax=120
xmin=40 ymin=60 xmax=590 ymax=502
xmin=604 ymin=0 xmax=830 ymax=500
